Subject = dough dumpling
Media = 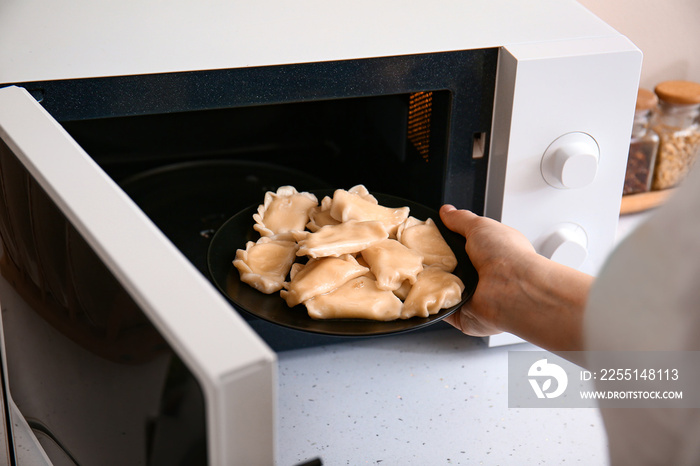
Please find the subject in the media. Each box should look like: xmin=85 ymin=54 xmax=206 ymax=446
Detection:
xmin=393 ymin=280 xmax=412 ymax=301
xmin=396 ymin=216 xmax=458 ymax=272
xmin=305 ymin=185 xmax=378 ymax=232
xmin=305 ymin=275 xmax=402 ymax=321
xmin=294 ymin=220 xmax=388 ymax=258
xmin=360 ymin=239 xmax=424 ymax=291
xmin=280 ymin=255 xmax=369 ymax=307
xmin=329 ymin=187 xmax=409 ymax=237
xmin=233 ymin=236 xmax=298 ymax=294
xmin=306 ymin=196 xmax=340 ymax=232
xmin=253 ymin=186 xmax=318 ymax=239
xmin=401 ymin=266 xmax=465 ymax=319
xmin=347 ymin=184 xmax=379 ymax=204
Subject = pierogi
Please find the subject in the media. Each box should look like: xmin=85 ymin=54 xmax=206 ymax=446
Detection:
xmin=306 ymin=196 xmax=340 ymax=232
xmin=329 ymin=187 xmax=409 ymax=237
xmin=233 ymin=184 xmax=465 ymax=321
xmin=360 ymin=239 xmax=424 ymax=291
xmin=392 ymin=280 xmax=412 ymax=301
xmin=401 ymin=266 xmax=465 ymax=319
xmin=346 ymin=184 xmax=379 ymax=204
xmin=294 ymin=220 xmax=388 ymax=258
xmin=233 ymin=236 xmax=298 ymax=293
xmin=396 ymin=216 xmax=458 ymax=272
xmin=280 ymin=255 xmax=368 ymax=307
xmin=253 ymin=186 xmax=318 ymax=238
xmin=304 ymin=275 xmax=403 ymax=321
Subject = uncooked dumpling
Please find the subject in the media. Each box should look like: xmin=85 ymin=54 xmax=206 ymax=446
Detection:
xmin=306 ymin=196 xmax=340 ymax=232
xmin=304 ymin=275 xmax=403 ymax=321
xmin=396 ymin=216 xmax=458 ymax=272
xmin=401 ymin=266 xmax=465 ymax=319
xmin=253 ymin=186 xmax=318 ymax=238
xmin=360 ymin=239 xmax=424 ymax=291
xmin=280 ymin=254 xmax=369 ymax=307
xmin=347 ymin=184 xmax=378 ymax=204
xmin=329 ymin=187 xmax=409 ymax=237
xmin=393 ymin=280 xmax=412 ymax=300
xmin=294 ymin=220 xmax=388 ymax=258
xmin=233 ymin=236 xmax=298 ymax=294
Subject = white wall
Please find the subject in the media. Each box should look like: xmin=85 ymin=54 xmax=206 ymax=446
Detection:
xmin=579 ymin=0 xmax=700 ymax=90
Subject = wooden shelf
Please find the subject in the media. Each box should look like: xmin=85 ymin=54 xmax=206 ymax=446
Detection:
xmin=620 ymin=189 xmax=675 ymax=215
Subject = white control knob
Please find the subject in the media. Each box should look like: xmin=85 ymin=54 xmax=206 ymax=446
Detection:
xmin=539 ymin=223 xmax=588 ymax=268
xmin=541 ymin=132 xmax=599 ymax=189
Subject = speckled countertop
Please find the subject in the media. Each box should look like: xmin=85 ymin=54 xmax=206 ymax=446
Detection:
xmin=276 ymin=327 xmax=608 ymax=466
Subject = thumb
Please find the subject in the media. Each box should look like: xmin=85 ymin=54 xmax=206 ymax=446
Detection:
xmin=439 ymin=204 xmax=479 ymax=238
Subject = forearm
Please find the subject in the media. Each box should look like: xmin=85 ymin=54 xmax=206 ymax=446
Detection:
xmin=496 ymin=253 xmax=593 ymax=352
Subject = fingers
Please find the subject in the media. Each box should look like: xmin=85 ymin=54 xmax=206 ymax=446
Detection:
xmin=444 ymin=303 xmax=502 ymax=338
xmin=443 ymin=311 xmax=461 ymax=331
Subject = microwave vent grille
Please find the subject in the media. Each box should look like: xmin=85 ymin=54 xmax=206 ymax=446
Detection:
xmin=407 ymin=91 xmax=433 ymax=161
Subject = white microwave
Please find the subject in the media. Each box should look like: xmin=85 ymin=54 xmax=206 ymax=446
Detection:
xmin=0 ymin=0 xmax=640 ymax=464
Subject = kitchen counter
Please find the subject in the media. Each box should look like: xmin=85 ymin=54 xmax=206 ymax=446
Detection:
xmin=277 ymin=329 xmax=607 ymax=466
xmin=276 ymin=209 xmax=658 ymax=466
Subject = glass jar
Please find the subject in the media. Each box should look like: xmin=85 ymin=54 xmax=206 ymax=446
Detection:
xmin=651 ymin=80 xmax=700 ymax=190
xmin=623 ymin=88 xmax=659 ymax=195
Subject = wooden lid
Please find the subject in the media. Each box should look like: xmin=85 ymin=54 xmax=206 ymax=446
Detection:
xmin=636 ymin=88 xmax=658 ymax=111
xmin=654 ymin=80 xmax=700 ymax=105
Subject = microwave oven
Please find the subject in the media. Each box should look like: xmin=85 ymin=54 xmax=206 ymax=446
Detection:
xmin=0 ymin=0 xmax=641 ymax=464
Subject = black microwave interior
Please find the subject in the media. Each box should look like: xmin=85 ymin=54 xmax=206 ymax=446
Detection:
xmin=45 ymin=50 xmax=496 ymax=207
xmin=57 ymin=49 xmax=497 ymax=281
xmin=70 ymin=92 xmax=453 ymax=202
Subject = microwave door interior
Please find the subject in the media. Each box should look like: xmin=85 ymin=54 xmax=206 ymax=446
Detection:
xmin=0 ymin=85 xmax=276 ymax=466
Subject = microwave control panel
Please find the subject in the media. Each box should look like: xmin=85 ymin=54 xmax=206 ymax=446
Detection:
xmin=485 ymin=36 xmax=642 ymax=275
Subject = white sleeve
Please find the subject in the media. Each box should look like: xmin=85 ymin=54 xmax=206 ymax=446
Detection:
xmin=584 ymin=164 xmax=700 ymax=465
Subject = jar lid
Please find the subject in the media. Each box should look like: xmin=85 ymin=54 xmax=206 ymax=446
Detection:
xmin=654 ymin=80 xmax=700 ymax=105
xmin=636 ymin=88 xmax=658 ymax=111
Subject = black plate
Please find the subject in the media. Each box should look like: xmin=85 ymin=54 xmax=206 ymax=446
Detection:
xmin=207 ymin=191 xmax=478 ymax=337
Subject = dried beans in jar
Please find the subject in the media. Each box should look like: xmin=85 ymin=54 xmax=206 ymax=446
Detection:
xmin=651 ymin=80 xmax=700 ymax=190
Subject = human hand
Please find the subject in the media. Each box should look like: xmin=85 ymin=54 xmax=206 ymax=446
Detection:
xmin=439 ymin=204 xmax=538 ymax=337
xmin=439 ymin=205 xmax=592 ymax=351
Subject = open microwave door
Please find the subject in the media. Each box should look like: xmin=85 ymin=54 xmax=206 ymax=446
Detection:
xmin=0 ymin=85 xmax=276 ymax=465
